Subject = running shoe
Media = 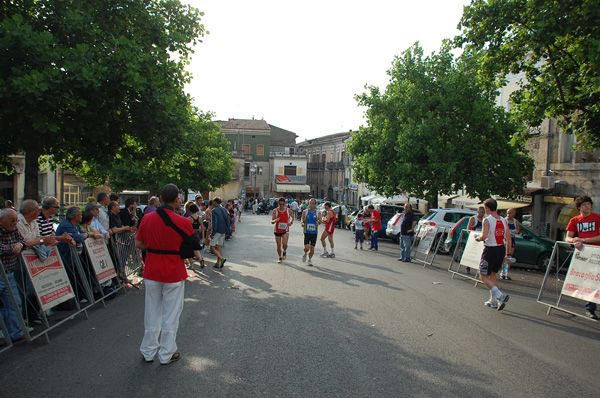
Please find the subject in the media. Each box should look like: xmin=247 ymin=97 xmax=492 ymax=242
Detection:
xmin=320 ymin=252 xmax=330 ymax=257
xmin=282 ymin=251 xmax=287 ymax=260
xmin=504 ymin=275 xmax=512 ymax=281
xmin=497 ymin=294 xmax=510 ymax=311
xmin=278 ymin=257 xmax=282 ymax=263
xmin=329 ymin=253 xmax=335 ymax=258
xmin=307 ymin=259 xmax=313 ymax=266
xmin=220 ymin=258 xmax=227 ymax=268
xmin=302 ymin=253 xmax=307 ymax=262
xmin=200 ymin=259 xmax=205 ymax=269
xmin=484 ymin=299 xmax=498 ymax=308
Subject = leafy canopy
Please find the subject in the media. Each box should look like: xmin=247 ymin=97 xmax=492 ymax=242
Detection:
xmin=0 ymin=0 xmax=207 ymax=196
xmin=456 ymin=0 xmax=600 ymax=150
xmin=349 ymin=42 xmax=533 ymax=203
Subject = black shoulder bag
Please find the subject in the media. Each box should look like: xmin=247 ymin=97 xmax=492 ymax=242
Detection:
xmin=146 ymin=208 xmax=201 ymax=259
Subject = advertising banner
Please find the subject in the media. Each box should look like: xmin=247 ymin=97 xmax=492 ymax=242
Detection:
xmin=417 ymin=226 xmax=437 ymax=255
xmin=84 ymin=238 xmax=117 ymax=284
xmin=21 ymin=247 xmax=75 ymax=312
xmin=459 ymin=231 xmax=485 ymax=269
xmin=561 ymin=245 xmax=600 ymax=305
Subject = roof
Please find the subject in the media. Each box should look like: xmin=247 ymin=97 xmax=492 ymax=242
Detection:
xmin=217 ymin=118 xmax=271 ymax=132
xmin=297 ymin=131 xmax=353 ymax=147
xmin=268 ymin=124 xmax=298 ymax=146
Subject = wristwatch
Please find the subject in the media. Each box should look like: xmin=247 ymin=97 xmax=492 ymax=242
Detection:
xmin=39 ymin=238 xmax=44 ymax=244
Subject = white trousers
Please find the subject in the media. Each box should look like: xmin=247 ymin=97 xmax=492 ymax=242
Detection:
xmin=140 ymin=279 xmax=185 ymax=363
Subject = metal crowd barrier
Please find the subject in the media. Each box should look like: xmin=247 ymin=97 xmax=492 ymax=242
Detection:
xmin=411 ymin=225 xmax=446 ymax=268
xmin=1 ymin=234 xmax=140 ymax=351
xmin=109 ymin=231 xmax=144 ymax=280
xmin=447 ymin=229 xmax=482 ymax=287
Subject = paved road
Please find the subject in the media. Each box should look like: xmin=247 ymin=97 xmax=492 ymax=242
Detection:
xmin=1 ymin=212 xmax=599 ymax=397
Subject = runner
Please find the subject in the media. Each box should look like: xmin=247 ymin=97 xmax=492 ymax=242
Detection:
xmin=474 ymin=198 xmax=511 ymax=311
xmin=501 ymin=208 xmax=521 ymax=280
xmin=320 ymin=202 xmax=336 ymax=258
xmin=301 ymin=198 xmax=321 ymax=266
xmin=271 ymin=197 xmax=293 ymax=263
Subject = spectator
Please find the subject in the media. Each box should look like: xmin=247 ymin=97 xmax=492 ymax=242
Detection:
xmin=119 ymin=198 xmax=138 ymax=229
xmin=145 ymin=196 xmax=159 ymax=215
xmin=0 ymin=208 xmax=27 ymax=343
xmin=108 ymin=202 xmax=132 ymax=234
xmin=85 ymin=202 xmax=110 ymax=240
xmin=109 ymin=194 xmax=119 ymax=203
xmin=4 ymin=200 xmax=17 ymax=212
xmin=97 ymin=193 xmax=111 ymax=232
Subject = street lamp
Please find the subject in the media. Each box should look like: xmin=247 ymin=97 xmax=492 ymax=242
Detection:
xmin=250 ymin=163 xmax=257 ymax=199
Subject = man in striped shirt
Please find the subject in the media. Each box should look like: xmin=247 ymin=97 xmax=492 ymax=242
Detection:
xmin=37 ymin=197 xmax=74 ymax=244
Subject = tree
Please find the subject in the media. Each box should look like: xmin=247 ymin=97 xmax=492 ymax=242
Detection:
xmin=78 ymin=110 xmax=235 ymax=193
xmin=456 ymin=0 xmax=600 ymax=150
xmin=348 ymin=43 xmax=534 ymax=204
xmin=0 ymin=0 xmax=206 ymax=198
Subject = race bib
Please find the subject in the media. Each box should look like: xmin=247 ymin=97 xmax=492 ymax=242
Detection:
xmin=306 ymin=223 xmax=316 ymax=232
xmin=278 ymin=222 xmax=288 ymax=230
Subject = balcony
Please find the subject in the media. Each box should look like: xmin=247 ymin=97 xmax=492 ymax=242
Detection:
xmin=308 ymin=162 xmax=325 ymax=170
xmin=327 ymin=161 xmax=343 ymax=170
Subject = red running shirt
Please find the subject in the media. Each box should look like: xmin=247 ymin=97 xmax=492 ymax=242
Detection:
xmin=274 ymin=208 xmax=290 ymax=234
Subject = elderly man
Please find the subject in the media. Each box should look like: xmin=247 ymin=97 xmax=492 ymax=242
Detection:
xmin=0 ymin=208 xmax=27 ymax=343
xmin=145 ymin=196 xmax=159 ymax=215
xmin=96 ymin=192 xmax=111 ymax=232
xmin=16 ymin=200 xmax=57 ymax=325
xmin=85 ymin=202 xmax=110 ymax=240
xmin=37 ymin=197 xmax=73 ymax=244
xmin=56 ymin=207 xmax=91 ymax=304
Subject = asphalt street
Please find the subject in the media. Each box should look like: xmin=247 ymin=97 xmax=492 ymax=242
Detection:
xmin=1 ymin=212 xmax=599 ymax=398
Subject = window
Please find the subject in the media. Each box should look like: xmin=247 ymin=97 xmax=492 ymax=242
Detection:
xmin=244 ymin=163 xmax=250 ymax=177
xmin=257 ymin=145 xmax=264 ymax=156
xmin=243 ymin=144 xmax=250 ymax=154
xmin=284 ymin=165 xmax=297 ymax=176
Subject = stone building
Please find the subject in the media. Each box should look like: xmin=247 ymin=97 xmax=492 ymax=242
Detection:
xmin=298 ymin=132 xmax=352 ymax=203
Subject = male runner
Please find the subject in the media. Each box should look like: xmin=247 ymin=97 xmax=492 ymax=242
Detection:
xmin=271 ymin=197 xmax=293 ymax=263
xmin=320 ymin=202 xmax=336 ymax=258
xmin=501 ymin=208 xmax=521 ymax=280
xmin=475 ymin=198 xmax=511 ymax=311
xmin=301 ymin=198 xmax=321 ymax=266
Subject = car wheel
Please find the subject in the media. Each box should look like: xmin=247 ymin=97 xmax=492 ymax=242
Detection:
xmin=537 ymin=252 xmax=552 ymax=272
xmin=436 ymin=233 xmax=449 ymax=254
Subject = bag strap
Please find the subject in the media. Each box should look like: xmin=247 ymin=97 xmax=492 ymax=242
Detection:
xmin=156 ymin=207 xmax=189 ymax=240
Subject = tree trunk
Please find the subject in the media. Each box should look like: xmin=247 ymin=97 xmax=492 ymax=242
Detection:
xmin=24 ymin=142 xmax=40 ymax=201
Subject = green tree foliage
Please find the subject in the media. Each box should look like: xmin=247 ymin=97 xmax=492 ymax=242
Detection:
xmin=349 ymin=43 xmax=534 ymax=203
xmin=0 ymin=0 xmax=206 ymax=198
xmin=78 ymin=111 xmax=234 ymax=193
xmin=456 ymin=0 xmax=600 ymax=150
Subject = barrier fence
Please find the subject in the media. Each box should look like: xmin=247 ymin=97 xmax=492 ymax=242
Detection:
xmin=0 ymin=231 xmax=143 ymax=350
xmin=537 ymin=241 xmax=597 ymax=321
xmin=411 ymin=225 xmax=446 ymax=268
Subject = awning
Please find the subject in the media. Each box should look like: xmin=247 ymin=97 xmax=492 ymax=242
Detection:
xmin=360 ymin=195 xmax=378 ymax=202
xmin=451 ymin=195 xmax=481 ymax=209
xmin=557 ymin=202 xmax=579 ymax=229
xmin=275 ymin=184 xmax=310 ymax=193
xmin=495 ymin=200 xmax=530 ymax=210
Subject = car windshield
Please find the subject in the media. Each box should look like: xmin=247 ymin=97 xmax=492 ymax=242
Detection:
xmin=424 ymin=210 xmax=437 ymax=220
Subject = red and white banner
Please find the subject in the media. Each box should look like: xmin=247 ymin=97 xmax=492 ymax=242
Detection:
xmin=416 ymin=226 xmax=437 ymax=255
xmin=561 ymin=245 xmax=600 ymax=304
xmin=22 ymin=247 xmax=75 ymax=311
xmin=84 ymin=238 xmax=117 ymax=284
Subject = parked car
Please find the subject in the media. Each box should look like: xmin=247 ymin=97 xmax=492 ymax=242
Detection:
xmin=444 ymin=216 xmax=574 ymax=271
xmin=417 ymin=208 xmax=478 ymax=253
xmin=385 ymin=210 xmax=425 ymax=243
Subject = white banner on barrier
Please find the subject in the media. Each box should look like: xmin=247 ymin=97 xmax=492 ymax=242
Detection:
xmin=416 ymin=226 xmax=437 ymax=255
xmin=561 ymin=245 xmax=600 ymax=305
xmin=22 ymin=247 xmax=75 ymax=312
xmin=460 ymin=231 xmax=485 ymax=269
xmin=84 ymin=238 xmax=117 ymax=285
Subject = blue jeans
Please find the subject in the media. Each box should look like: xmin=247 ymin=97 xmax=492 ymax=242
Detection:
xmin=401 ymin=235 xmax=412 ymax=261
xmin=370 ymin=230 xmax=379 ymax=250
xmin=0 ymin=272 xmax=24 ymax=340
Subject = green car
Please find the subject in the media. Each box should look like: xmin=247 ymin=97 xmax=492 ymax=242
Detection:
xmin=444 ymin=216 xmax=573 ymax=271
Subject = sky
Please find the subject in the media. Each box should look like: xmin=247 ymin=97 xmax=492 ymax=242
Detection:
xmin=183 ymin=0 xmax=473 ymax=141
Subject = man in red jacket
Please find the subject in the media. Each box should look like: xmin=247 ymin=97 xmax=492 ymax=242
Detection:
xmin=135 ymin=184 xmax=200 ymax=365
